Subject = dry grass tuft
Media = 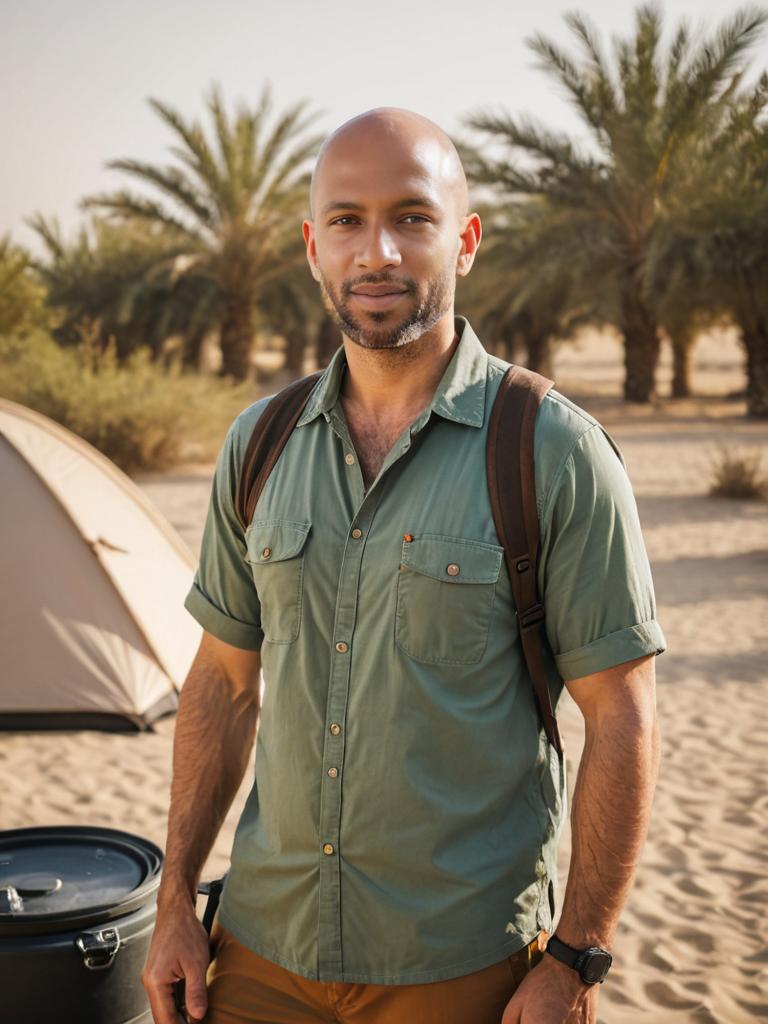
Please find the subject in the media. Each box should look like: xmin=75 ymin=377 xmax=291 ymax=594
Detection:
xmin=708 ymin=445 xmax=767 ymax=500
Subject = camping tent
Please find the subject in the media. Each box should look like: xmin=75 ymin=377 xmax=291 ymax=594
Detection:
xmin=0 ymin=399 xmax=201 ymax=730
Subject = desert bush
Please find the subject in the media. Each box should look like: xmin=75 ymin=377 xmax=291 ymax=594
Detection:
xmin=708 ymin=445 xmax=767 ymax=500
xmin=0 ymin=236 xmax=50 ymax=336
xmin=0 ymin=330 xmax=252 ymax=473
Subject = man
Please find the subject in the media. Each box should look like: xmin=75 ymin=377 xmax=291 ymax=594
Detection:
xmin=142 ymin=108 xmax=665 ymax=1024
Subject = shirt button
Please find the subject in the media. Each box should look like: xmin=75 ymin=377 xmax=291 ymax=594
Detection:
xmin=330 ymin=723 xmax=342 ymax=735
xmin=323 ymin=843 xmax=335 ymax=856
xmin=351 ymin=528 xmax=363 ymax=539
xmin=335 ymin=641 xmax=349 ymax=653
xmin=344 ymin=452 xmax=355 ymax=465
xmin=261 ymin=547 xmax=272 ymax=559
xmin=446 ymin=563 xmax=461 ymax=576
xmin=327 ymin=767 xmax=338 ymax=778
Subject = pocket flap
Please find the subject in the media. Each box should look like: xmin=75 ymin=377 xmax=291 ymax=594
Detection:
xmin=400 ymin=533 xmax=503 ymax=584
xmin=246 ymin=520 xmax=311 ymax=564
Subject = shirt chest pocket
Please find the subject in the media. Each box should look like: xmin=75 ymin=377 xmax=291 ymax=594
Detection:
xmin=245 ymin=520 xmax=311 ymax=644
xmin=395 ymin=534 xmax=504 ymax=666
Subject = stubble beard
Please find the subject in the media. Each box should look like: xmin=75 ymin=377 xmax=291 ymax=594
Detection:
xmin=318 ymin=267 xmax=455 ymax=351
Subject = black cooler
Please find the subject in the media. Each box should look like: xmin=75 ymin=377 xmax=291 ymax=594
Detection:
xmin=0 ymin=825 xmax=163 ymax=1024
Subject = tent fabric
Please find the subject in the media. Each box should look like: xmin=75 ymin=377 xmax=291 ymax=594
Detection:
xmin=0 ymin=399 xmax=201 ymax=729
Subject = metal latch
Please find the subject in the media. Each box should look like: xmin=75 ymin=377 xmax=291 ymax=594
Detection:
xmin=75 ymin=927 xmax=121 ymax=970
xmin=0 ymin=886 xmax=23 ymax=913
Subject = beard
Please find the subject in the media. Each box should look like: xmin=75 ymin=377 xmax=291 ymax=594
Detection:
xmin=317 ymin=266 xmax=454 ymax=350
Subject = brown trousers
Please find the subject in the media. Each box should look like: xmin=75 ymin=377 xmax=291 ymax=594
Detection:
xmin=202 ymin=916 xmax=546 ymax=1024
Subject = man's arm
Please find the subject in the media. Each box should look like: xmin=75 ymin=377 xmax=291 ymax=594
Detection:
xmin=503 ymin=653 xmax=660 ymax=1024
xmin=556 ymin=653 xmax=660 ymax=950
xmin=142 ymin=630 xmax=261 ymax=1024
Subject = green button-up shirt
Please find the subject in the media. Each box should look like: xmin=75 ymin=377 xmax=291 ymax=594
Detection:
xmin=185 ymin=316 xmax=666 ymax=984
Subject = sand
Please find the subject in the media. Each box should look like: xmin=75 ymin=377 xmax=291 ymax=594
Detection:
xmin=1 ymin=328 xmax=766 ymax=1023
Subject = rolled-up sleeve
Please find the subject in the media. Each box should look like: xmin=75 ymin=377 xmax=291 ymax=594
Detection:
xmin=537 ymin=423 xmax=666 ymax=681
xmin=184 ymin=408 xmax=266 ymax=651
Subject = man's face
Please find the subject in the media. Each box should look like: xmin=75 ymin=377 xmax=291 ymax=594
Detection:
xmin=303 ymin=134 xmax=479 ymax=350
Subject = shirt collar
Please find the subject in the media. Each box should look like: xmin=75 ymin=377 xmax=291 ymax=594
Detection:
xmin=296 ymin=316 xmax=488 ymax=429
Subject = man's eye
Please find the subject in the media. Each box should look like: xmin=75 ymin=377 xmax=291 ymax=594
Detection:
xmin=330 ymin=216 xmax=358 ymax=226
xmin=401 ymin=215 xmax=430 ymax=224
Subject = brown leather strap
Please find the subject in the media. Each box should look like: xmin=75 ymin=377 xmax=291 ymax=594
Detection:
xmin=487 ymin=365 xmax=564 ymax=755
xmin=235 ymin=371 xmax=323 ymax=529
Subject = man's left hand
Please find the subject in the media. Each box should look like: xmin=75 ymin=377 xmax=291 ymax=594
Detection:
xmin=501 ymin=954 xmax=598 ymax=1023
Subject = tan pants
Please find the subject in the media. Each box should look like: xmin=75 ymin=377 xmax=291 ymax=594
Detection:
xmin=203 ymin=916 xmax=546 ymax=1024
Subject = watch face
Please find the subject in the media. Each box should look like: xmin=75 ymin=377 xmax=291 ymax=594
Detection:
xmin=581 ymin=950 xmax=613 ymax=984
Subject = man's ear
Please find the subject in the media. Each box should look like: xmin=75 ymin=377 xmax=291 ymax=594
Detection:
xmin=456 ymin=213 xmax=482 ymax=278
xmin=303 ymin=220 xmax=321 ymax=282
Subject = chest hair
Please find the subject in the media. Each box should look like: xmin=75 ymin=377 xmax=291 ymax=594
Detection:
xmin=343 ymin=410 xmax=414 ymax=489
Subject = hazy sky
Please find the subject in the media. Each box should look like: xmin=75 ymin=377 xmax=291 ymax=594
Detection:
xmin=4 ymin=0 xmax=765 ymax=254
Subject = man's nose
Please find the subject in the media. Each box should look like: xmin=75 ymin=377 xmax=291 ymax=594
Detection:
xmin=355 ymin=226 xmax=402 ymax=271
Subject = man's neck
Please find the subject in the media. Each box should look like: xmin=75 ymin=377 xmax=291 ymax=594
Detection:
xmin=339 ymin=312 xmax=459 ymax=422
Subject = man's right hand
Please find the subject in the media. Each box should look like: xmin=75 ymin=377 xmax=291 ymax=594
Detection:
xmin=142 ymin=901 xmax=212 ymax=1024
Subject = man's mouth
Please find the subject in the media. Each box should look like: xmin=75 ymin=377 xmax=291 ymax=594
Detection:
xmin=350 ymin=284 xmax=408 ymax=296
xmin=348 ymin=284 xmax=409 ymax=309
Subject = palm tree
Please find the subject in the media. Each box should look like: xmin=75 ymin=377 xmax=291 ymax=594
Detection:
xmin=464 ymin=4 xmax=767 ymax=402
xmin=255 ymin=228 xmax=325 ymax=376
xmin=458 ymin=201 xmax=606 ymax=376
xmin=647 ymin=75 xmax=768 ymax=415
xmin=80 ymin=83 xmax=323 ymax=380
xmin=29 ymin=214 xmax=216 ymax=362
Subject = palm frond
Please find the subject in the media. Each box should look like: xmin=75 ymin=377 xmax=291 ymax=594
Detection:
xmin=99 ymin=158 xmax=217 ymax=231
xmin=250 ymin=97 xmax=319 ymax=194
xmin=526 ymin=30 xmax=609 ymax=136
xmin=80 ymin=189 xmax=208 ymax=246
xmin=205 ymin=82 xmax=243 ymax=219
xmin=146 ymin=97 xmax=225 ymax=204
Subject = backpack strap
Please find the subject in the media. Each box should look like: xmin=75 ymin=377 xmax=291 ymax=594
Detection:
xmin=486 ymin=365 xmax=564 ymax=755
xmin=235 ymin=371 xmax=323 ymax=529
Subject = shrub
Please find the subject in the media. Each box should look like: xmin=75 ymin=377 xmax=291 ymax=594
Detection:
xmin=0 ymin=330 xmax=252 ymax=472
xmin=708 ymin=444 xmax=767 ymax=500
xmin=0 ymin=236 xmax=50 ymax=336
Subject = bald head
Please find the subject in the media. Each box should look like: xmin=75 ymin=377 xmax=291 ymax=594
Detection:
xmin=309 ymin=107 xmax=469 ymax=221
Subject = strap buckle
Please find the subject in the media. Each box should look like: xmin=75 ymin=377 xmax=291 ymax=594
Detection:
xmin=518 ymin=603 xmax=545 ymax=631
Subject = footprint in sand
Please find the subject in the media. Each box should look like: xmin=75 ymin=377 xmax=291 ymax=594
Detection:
xmin=734 ymin=996 xmax=768 ymax=1021
xmin=644 ymin=980 xmax=708 ymax=1012
xmin=670 ymin=928 xmax=716 ymax=954
xmin=675 ymin=875 xmax=711 ymax=898
xmin=639 ymin=940 xmax=676 ymax=972
xmin=632 ymin=909 xmax=666 ymax=930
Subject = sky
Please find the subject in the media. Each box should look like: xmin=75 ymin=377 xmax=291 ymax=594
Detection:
xmin=4 ymin=0 xmax=766 ymax=255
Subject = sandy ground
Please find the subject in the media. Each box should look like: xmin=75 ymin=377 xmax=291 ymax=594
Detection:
xmin=2 ymin=328 xmax=767 ymax=1023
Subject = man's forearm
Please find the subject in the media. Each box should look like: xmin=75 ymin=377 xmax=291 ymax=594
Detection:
xmin=158 ymin=650 xmax=258 ymax=910
xmin=555 ymin=702 xmax=661 ymax=949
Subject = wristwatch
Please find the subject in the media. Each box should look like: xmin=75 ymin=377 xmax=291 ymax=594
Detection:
xmin=545 ymin=934 xmax=613 ymax=984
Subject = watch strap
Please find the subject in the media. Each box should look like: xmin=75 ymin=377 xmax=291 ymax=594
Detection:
xmin=546 ymin=934 xmax=582 ymax=969
xmin=546 ymin=933 xmax=613 ymax=984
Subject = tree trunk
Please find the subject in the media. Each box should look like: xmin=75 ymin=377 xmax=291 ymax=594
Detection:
xmin=621 ymin=291 xmax=661 ymax=403
xmin=219 ymin=296 xmax=255 ymax=380
xmin=742 ymin=321 xmax=768 ymax=418
xmin=284 ymin=328 xmax=307 ymax=377
xmin=315 ymin=315 xmax=341 ymax=368
xmin=670 ymin=329 xmax=695 ymax=398
xmin=526 ymin=333 xmax=554 ymax=379
xmin=487 ymin=334 xmax=513 ymax=362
